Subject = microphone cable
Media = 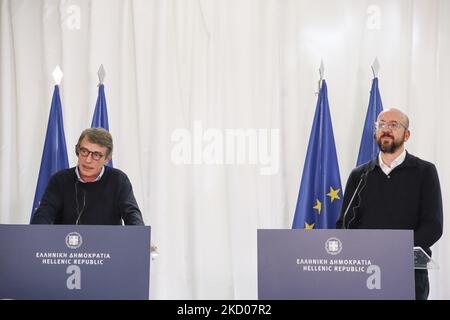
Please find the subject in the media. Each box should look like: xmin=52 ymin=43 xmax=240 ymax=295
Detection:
xmin=75 ymin=180 xmax=86 ymax=225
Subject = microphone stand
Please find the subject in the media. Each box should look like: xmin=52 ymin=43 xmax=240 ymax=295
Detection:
xmin=342 ymin=171 xmax=368 ymax=229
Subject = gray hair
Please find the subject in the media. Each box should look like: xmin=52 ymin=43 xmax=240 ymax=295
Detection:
xmin=76 ymin=128 xmax=113 ymax=158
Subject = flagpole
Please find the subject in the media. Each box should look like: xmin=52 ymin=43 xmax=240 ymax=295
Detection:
xmin=98 ymin=64 xmax=106 ymax=86
xmin=292 ymin=63 xmax=343 ymax=229
xmin=30 ymin=65 xmax=69 ymax=222
xmin=318 ymin=59 xmax=325 ymax=92
xmin=52 ymin=65 xmax=63 ymax=85
xmin=91 ymin=64 xmax=113 ymax=167
xmin=355 ymin=59 xmax=384 ymax=166
xmin=371 ymin=57 xmax=380 ymax=79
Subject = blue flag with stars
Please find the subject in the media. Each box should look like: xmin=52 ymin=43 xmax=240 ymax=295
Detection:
xmin=91 ymin=83 xmax=113 ymax=167
xmin=30 ymin=85 xmax=69 ymax=222
xmin=356 ymin=77 xmax=383 ymax=166
xmin=292 ymin=80 xmax=342 ymax=229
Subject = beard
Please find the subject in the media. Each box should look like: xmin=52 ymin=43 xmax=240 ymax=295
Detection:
xmin=376 ymin=132 xmax=405 ymax=154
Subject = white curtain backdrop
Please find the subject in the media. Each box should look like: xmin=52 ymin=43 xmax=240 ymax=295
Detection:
xmin=1 ymin=0 xmax=449 ymax=299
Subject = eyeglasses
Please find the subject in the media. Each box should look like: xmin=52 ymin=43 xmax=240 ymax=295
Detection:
xmin=375 ymin=121 xmax=407 ymax=131
xmin=78 ymin=147 xmax=104 ymax=161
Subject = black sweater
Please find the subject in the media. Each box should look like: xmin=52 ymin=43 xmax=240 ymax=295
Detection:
xmin=336 ymin=152 xmax=443 ymax=255
xmin=31 ymin=166 xmax=144 ymax=225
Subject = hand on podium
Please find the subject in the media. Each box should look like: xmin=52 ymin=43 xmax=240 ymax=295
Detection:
xmin=150 ymin=244 xmax=158 ymax=260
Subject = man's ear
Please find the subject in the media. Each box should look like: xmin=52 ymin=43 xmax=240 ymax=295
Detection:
xmin=104 ymin=155 xmax=112 ymax=164
xmin=404 ymin=129 xmax=410 ymax=142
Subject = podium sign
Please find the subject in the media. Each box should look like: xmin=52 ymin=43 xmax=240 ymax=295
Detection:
xmin=258 ymin=229 xmax=414 ymax=300
xmin=0 ymin=224 xmax=151 ymax=300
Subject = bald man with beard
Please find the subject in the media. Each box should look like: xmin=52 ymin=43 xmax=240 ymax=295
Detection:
xmin=336 ymin=108 xmax=443 ymax=300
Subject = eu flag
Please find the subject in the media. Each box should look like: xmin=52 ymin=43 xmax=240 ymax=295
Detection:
xmin=30 ymin=85 xmax=69 ymax=222
xmin=356 ymin=77 xmax=383 ymax=166
xmin=91 ymin=83 xmax=113 ymax=167
xmin=292 ymin=80 xmax=342 ymax=229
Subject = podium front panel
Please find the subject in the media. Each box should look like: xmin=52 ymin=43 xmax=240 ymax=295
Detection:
xmin=0 ymin=224 xmax=150 ymax=300
xmin=257 ymin=229 xmax=414 ymax=300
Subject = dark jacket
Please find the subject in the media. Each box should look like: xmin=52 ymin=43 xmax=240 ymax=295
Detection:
xmin=336 ymin=152 xmax=443 ymax=256
xmin=31 ymin=166 xmax=144 ymax=225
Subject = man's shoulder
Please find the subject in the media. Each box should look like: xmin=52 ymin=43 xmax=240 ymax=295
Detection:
xmin=104 ymin=166 xmax=130 ymax=180
xmin=350 ymin=159 xmax=376 ymax=177
xmin=51 ymin=167 xmax=76 ymax=179
xmin=405 ymin=152 xmax=437 ymax=171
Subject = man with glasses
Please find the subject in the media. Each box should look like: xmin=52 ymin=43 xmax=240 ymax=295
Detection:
xmin=336 ymin=108 xmax=443 ymax=300
xmin=31 ymin=128 xmax=144 ymax=226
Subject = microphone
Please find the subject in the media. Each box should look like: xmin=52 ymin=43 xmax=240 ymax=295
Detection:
xmin=342 ymin=169 xmax=370 ymax=229
xmin=75 ymin=181 xmax=86 ymax=225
